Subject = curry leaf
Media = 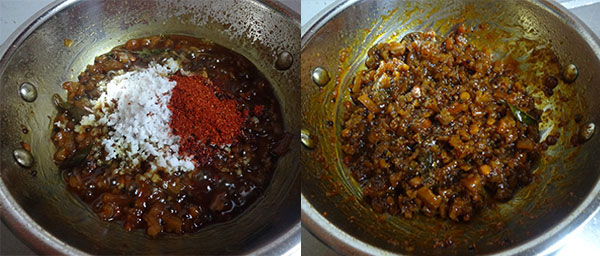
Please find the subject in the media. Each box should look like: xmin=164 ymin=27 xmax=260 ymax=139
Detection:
xmin=60 ymin=145 xmax=92 ymax=169
xmin=52 ymin=93 xmax=91 ymax=122
xmin=503 ymin=100 xmax=537 ymax=125
xmin=133 ymin=48 xmax=168 ymax=58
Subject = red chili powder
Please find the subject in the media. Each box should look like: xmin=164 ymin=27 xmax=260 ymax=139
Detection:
xmin=168 ymin=75 xmax=244 ymax=165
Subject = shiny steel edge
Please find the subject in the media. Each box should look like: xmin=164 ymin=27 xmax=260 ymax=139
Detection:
xmin=0 ymin=0 xmax=301 ymax=255
xmin=301 ymin=195 xmax=398 ymax=256
xmin=1 ymin=0 xmax=87 ymax=253
xmin=300 ymin=0 xmax=600 ymax=255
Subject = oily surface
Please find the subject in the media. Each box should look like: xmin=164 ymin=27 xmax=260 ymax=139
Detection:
xmin=340 ymin=26 xmax=557 ymax=222
xmin=51 ymin=35 xmax=289 ymax=236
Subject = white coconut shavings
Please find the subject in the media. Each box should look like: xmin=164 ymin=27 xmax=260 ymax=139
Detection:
xmin=54 ymin=121 xmax=66 ymax=129
xmin=80 ymin=59 xmax=195 ymax=174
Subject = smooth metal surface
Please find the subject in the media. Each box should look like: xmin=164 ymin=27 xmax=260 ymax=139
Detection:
xmin=0 ymin=0 xmax=300 ymax=255
xmin=12 ymin=148 xmax=33 ymax=169
xmin=276 ymin=51 xmax=294 ymax=70
xmin=302 ymin=0 xmax=600 ymax=255
xmin=18 ymin=82 xmax=37 ymax=102
xmin=301 ymin=129 xmax=315 ymax=149
xmin=311 ymin=66 xmax=330 ymax=86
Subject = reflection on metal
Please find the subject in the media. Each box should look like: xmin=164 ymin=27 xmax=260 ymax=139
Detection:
xmin=275 ymin=51 xmax=293 ymax=70
xmin=563 ymin=63 xmax=578 ymax=83
xmin=311 ymin=66 xmax=330 ymax=86
xmin=13 ymin=148 xmax=33 ymax=168
xmin=301 ymin=129 xmax=315 ymax=149
xmin=19 ymin=82 xmax=37 ymax=102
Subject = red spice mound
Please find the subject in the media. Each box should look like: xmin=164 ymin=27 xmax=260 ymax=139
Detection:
xmin=168 ymin=74 xmax=244 ymax=165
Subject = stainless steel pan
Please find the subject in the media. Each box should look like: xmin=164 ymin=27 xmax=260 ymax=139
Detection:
xmin=302 ymin=0 xmax=600 ymax=254
xmin=0 ymin=0 xmax=300 ymax=254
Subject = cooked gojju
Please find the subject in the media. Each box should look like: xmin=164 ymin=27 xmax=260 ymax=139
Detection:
xmin=341 ymin=25 xmax=552 ymax=221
